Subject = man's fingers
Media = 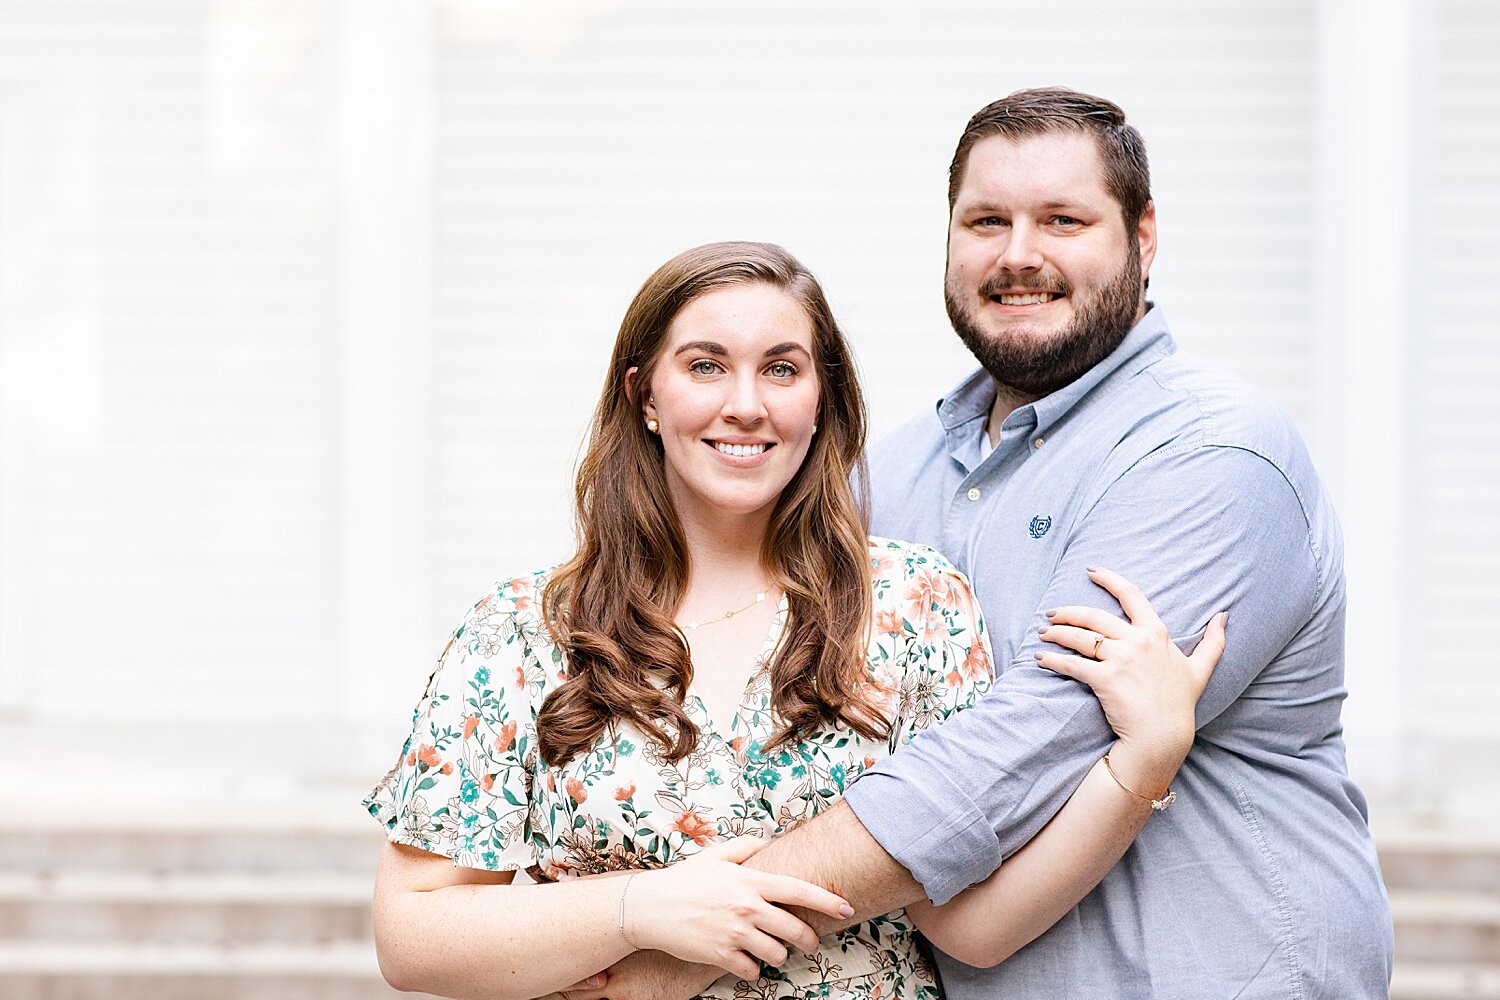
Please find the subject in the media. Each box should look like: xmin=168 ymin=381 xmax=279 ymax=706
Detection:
xmin=1085 ymin=567 xmax=1162 ymax=628
xmin=756 ymin=873 xmax=852 ymax=919
xmin=560 ymin=972 xmax=608 ymax=992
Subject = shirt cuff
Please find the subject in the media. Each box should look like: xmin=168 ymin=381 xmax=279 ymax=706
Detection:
xmin=843 ymin=761 xmax=1002 ymax=906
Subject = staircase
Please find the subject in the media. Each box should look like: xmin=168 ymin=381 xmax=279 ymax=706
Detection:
xmin=0 ymin=807 xmax=434 ymax=1000
xmin=1383 ymin=826 xmax=1500 ymax=1000
xmin=1 ymin=810 xmax=1496 ymax=999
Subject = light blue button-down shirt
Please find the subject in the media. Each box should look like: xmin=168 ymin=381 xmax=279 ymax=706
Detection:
xmin=843 ymin=307 xmax=1393 ymax=999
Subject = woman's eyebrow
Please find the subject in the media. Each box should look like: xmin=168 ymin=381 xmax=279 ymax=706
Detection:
xmin=765 ymin=342 xmax=811 ymax=358
xmin=672 ymin=340 xmax=728 ymax=357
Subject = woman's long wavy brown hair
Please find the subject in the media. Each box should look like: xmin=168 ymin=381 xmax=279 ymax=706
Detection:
xmin=536 ymin=241 xmax=886 ymax=766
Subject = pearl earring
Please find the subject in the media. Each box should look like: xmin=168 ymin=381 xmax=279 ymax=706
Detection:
xmin=646 ymin=419 xmax=660 ymax=434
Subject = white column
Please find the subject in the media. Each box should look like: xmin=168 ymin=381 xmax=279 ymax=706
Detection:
xmin=1312 ymin=0 xmax=1421 ymax=815
xmin=327 ymin=0 xmax=435 ymax=778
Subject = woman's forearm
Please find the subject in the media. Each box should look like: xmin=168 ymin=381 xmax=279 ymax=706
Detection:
xmin=375 ymin=875 xmax=630 ymax=1000
xmin=907 ymin=740 xmax=1180 ymax=968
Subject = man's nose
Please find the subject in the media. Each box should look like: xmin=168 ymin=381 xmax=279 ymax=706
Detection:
xmin=997 ymin=221 xmax=1043 ymax=273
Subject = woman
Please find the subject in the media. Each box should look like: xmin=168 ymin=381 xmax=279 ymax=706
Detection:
xmin=365 ymin=242 xmax=1223 ymax=1000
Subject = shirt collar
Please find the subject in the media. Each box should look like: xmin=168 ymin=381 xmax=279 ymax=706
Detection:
xmin=936 ymin=304 xmax=1177 ymax=441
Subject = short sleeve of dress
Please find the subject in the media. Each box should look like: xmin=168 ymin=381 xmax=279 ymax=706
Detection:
xmin=363 ymin=575 xmax=552 ymax=871
xmin=868 ymin=539 xmax=995 ymax=746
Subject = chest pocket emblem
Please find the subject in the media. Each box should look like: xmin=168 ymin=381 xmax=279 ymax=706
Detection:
xmin=1028 ymin=515 xmax=1052 ymax=539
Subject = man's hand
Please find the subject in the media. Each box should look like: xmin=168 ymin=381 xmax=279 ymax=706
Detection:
xmin=558 ymin=950 xmax=722 ymax=1000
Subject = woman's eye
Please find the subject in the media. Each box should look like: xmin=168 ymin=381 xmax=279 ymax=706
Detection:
xmin=766 ymin=361 xmax=797 ymax=379
xmin=689 ymin=359 xmax=721 ymax=376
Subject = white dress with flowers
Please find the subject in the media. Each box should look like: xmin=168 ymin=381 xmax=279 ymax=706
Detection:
xmin=365 ymin=537 xmax=993 ymax=1000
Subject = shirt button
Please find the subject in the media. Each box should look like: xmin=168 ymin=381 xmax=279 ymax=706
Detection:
xmin=966 ymin=487 xmax=982 ymax=502
xmin=1033 ymin=436 xmax=1046 ymax=449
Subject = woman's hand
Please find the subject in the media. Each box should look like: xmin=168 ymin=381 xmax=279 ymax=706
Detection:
xmin=1036 ymin=567 xmax=1226 ymax=773
xmin=625 ymin=835 xmax=853 ymax=980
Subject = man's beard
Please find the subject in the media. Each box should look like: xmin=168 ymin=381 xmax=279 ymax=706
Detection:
xmin=945 ymin=246 xmax=1143 ymax=398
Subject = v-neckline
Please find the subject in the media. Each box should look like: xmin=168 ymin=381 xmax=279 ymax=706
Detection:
xmin=684 ymin=591 xmax=789 ymax=743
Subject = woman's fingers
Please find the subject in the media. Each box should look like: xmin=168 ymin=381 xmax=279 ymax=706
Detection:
xmin=1188 ymin=612 xmax=1228 ymax=686
xmin=755 ymin=872 xmax=853 ymax=920
xmin=752 ymin=901 xmax=822 ymax=954
xmin=1035 ymin=649 xmax=1102 ymax=687
xmin=1040 ymin=623 xmax=1116 ymax=658
xmin=1085 ymin=567 xmax=1164 ymax=629
xmin=738 ymin=926 xmax=791 ymax=969
xmin=1045 ymin=604 xmax=1127 ymax=638
xmin=693 ymin=834 xmax=765 ymax=865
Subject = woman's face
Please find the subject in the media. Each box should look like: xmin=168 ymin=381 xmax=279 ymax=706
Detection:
xmin=641 ymin=282 xmax=821 ymax=530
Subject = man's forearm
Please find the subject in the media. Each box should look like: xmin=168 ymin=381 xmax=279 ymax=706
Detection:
xmin=744 ymin=801 xmax=925 ymax=934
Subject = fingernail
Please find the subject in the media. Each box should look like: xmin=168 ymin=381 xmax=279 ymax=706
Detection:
xmin=1045 ymin=609 xmax=1057 ymax=618
xmin=840 ymin=904 xmax=855 ymax=918
xmin=1037 ymin=626 xmax=1048 ymax=636
xmin=1217 ymin=611 xmax=1229 ymax=627
xmin=588 ymin=974 xmax=606 ymax=987
xmin=1086 ymin=566 xmax=1101 ymax=574
xmin=1034 ymin=651 xmax=1044 ymax=661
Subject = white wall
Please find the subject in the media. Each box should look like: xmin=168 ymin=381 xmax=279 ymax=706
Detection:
xmin=0 ymin=0 xmax=1494 ymax=821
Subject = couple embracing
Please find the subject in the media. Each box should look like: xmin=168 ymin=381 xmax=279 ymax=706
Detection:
xmin=365 ymin=88 xmax=1394 ymax=999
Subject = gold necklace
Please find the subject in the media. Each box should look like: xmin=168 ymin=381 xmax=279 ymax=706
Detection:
xmin=683 ymin=590 xmax=769 ymax=631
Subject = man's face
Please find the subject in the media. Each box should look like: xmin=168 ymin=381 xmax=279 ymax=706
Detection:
xmin=944 ymin=131 xmax=1157 ymax=398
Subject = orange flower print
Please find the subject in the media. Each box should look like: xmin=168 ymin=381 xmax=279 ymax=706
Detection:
xmin=566 ymin=778 xmax=588 ymax=804
xmin=870 ymin=551 xmax=896 ymax=575
xmin=440 ymin=762 xmax=453 ymax=775
xmin=495 ymin=719 xmax=518 ymax=754
xmin=904 ymin=568 xmax=952 ymax=641
xmin=463 ymin=714 xmax=480 ymax=740
xmin=614 ymin=783 xmax=635 ymax=801
xmin=730 ymin=735 xmax=747 ymax=755
xmin=416 ymin=744 xmax=442 ymax=769
xmin=513 ymin=666 xmax=526 ymax=690
xmin=673 ymin=810 xmax=717 ymax=846
xmin=509 ymin=577 xmax=534 ymax=612
xmin=874 ymin=608 xmax=904 ymax=637
xmin=961 ymin=642 xmax=992 ymax=681
xmin=481 ymin=773 xmax=495 ymax=792
xmin=405 ymin=748 xmax=417 ymax=767
xmin=863 ymin=756 xmax=876 ymax=769
xmin=547 ymin=772 xmax=557 ymax=792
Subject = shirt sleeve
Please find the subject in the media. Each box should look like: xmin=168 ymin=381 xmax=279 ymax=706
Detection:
xmin=843 ymin=444 xmax=1325 ymax=904
xmin=364 ymin=583 xmax=550 ymax=871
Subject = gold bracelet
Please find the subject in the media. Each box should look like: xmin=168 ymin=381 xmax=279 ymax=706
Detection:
xmin=1103 ymin=754 xmax=1176 ymax=812
xmin=617 ymin=872 xmax=640 ymax=948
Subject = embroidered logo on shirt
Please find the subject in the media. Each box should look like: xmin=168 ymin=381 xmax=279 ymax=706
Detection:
xmin=1028 ymin=515 xmax=1052 ymax=539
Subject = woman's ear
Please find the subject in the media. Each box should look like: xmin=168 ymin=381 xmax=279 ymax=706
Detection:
xmin=625 ymin=366 xmax=656 ymax=424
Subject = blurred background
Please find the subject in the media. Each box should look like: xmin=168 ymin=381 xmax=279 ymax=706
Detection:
xmin=0 ymin=1 xmax=1496 ymax=997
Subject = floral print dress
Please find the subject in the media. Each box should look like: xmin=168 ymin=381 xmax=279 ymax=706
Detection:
xmin=366 ymin=537 xmax=993 ymax=1000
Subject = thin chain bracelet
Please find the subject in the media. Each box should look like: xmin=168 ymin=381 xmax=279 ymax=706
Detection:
xmin=617 ymin=872 xmax=641 ymax=948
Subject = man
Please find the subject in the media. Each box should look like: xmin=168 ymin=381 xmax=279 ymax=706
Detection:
xmin=575 ymin=87 xmax=1393 ymax=999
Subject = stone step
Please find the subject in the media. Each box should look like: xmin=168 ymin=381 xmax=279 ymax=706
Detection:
xmin=1390 ymin=961 xmax=1500 ymax=1000
xmin=0 ymin=870 xmax=372 ymax=944
xmin=0 ymin=824 xmax=384 ymax=877
xmin=1391 ymin=889 xmax=1500 ymax=964
xmin=1378 ymin=826 xmax=1500 ymax=895
xmin=0 ymin=940 xmax=442 ymax=999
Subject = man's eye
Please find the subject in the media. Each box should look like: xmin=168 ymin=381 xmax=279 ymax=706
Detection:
xmin=766 ymin=361 xmax=797 ymax=379
xmin=976 ymin=216 xmax=1006 ymax=227
xmin=1054 ymin=216 xmax=1081 ymax=227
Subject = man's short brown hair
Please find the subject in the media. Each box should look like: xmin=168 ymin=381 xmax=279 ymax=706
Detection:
xmin=947 ymin=87 xmax=1152 ymax=230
